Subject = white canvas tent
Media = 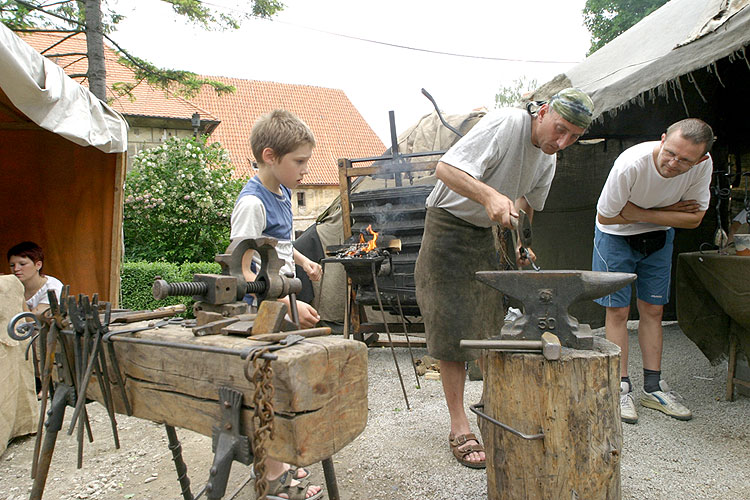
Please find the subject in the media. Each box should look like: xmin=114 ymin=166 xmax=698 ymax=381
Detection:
xmin=532 ymin=0 xmax=750 ymax=123
xmin=0 ymin=24 xmax=128 ymax=453
xmin=0 ymin=23 xmax=128 ymax=302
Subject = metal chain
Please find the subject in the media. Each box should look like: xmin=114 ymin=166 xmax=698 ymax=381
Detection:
xmin=245 ymin=348 xmax=275 ymax=500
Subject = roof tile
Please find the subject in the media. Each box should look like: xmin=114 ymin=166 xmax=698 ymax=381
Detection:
xmin=20 ymin=32 xmax=385 ymax=184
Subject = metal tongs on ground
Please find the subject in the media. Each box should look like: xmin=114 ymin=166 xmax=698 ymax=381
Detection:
xmin=514 ymin=209 xmax=540 ymax=271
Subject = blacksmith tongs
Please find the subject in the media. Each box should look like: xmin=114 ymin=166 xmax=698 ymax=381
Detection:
xmin=516 ymin=209 xmax=540 ymax=271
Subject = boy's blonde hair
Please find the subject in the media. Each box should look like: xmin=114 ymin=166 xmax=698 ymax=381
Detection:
xmin=250 ymin=109 xmax=316 ymax=165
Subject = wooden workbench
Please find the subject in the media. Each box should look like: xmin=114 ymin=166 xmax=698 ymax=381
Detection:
xmin=85 ymin=323 xmax=368 ymax=466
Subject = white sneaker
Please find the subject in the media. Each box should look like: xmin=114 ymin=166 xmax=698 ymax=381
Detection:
xmin=640 ymin=380 xmax=692 ymax=421
xmin=619 ymin=381 xmax=638 ymax=424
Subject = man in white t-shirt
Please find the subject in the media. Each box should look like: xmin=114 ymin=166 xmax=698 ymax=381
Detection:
xmin=416 ymin=88 xmax=594 ymax=468
xmin=593 ymin=118 xmax=714 ymax=424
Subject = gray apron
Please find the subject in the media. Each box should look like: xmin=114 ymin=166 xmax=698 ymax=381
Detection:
xmin=415 ymin=207 xmax=505 ymax=362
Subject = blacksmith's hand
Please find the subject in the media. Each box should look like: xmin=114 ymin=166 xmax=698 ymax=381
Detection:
xmin=302 ymin=258 xmax=323 ymax=281
xmin=485 ymin=191 xmax=518 ymax=229
xmin=516 ymin=245 xmax=537 ymax=269
xmin=297 ymin=301 xmax=321 ymax=328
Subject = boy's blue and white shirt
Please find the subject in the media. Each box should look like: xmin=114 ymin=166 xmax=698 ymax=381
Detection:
xmin=230 ymin=175 xmax=295 ymax=276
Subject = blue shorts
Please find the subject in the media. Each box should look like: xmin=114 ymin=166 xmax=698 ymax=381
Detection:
xmin=591 ymin=226 xmax=674 ymax=308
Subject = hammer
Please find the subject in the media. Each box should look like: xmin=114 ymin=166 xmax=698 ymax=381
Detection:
xmin=460 ymin=332 xmax=562 ymax=360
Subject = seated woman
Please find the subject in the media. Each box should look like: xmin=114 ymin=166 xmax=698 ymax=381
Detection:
xmin=7 ymin=241 xmax=63 ymax=316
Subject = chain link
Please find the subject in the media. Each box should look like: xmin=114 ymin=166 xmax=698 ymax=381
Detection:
xmin=246 ymin=348 xmax=275 ymax=500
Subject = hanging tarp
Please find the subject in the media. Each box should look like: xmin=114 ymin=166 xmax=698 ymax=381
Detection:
xmin=532 ymin=0 xmax=750 ymax=120
xmin=0 ymin=23 xmax=127 ymax=152
xmin=0 ymin=25 xmax=128 ymax=304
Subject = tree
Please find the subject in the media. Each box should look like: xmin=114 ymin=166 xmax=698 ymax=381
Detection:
xmin=123 ymin=136 xmax=245 ymax=263
xmin=495 ymin=76 xmax=538 ymax=108
xmin=1 ymin=0 xmax=283 ymax=101
xmin=583 ymin=0 xmax=668 ymax=55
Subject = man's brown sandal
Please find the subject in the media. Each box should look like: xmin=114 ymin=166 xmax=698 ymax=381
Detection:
xmin=449 ymin=433 xmax=486 ymax=469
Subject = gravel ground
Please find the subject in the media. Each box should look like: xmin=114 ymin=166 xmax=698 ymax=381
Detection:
xmin=1 ymin=322 xmax=748 ymax=500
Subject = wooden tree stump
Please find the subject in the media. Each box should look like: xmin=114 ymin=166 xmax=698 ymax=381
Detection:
xmin=479 ymin=336 xmax=621 ymax=500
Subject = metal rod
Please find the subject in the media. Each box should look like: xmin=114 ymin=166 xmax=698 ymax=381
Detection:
xmin=102 ymin=334 xmax=278 ymax=361
xmin=470 ymin=403 xmax=544 ymax=441
xmin=394 ymin=293 xmax=421 ymax=389
xmin=344 ymin=149 xmax=445 ymax=164
xmin=31 ymin=322 xmax=58 ymax=479
xmin=322 ymin=457 xmax=340 ymax=500
xmin=165 ymin=424 xmax=194 ymax=500
xmin=68 ymin=333 xmax=102 ymax=435
xmin=371 ymin=263 xmax=410 ymax=410
xmin=421 ymin=88 xmax=464 ymax=138
xmin=94 ymin=347 xmax=120 ymax=448
xmin=461 ymin=339 xmax=544 ymax=350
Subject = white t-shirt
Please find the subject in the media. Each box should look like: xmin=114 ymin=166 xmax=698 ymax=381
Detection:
xmin=596 ymin=141 xmax=713 ymax=236
xmin=426 ymin=108 xmax=556 ymax=227
xmin=26 ymin=275 xmax=63 ymax=310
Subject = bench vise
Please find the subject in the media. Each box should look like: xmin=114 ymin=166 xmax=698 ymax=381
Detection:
xmin=152 ymin=237 xmax=302 ymax=316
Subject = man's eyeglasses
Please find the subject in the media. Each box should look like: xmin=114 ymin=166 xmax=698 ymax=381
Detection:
xmin=661 ymin=148 xmax=700 ymax=168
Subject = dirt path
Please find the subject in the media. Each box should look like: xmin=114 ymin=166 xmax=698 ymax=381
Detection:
xmin=2 ymin=325 xmax=749 ymax=499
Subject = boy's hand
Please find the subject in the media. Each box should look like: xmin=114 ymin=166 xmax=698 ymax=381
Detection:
xmin=296 ymin=301 xmax=320 ymax=328
xmin=302 ymin=258 xmax=323 ymax=281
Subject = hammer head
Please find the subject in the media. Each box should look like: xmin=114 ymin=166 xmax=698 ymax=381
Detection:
xmin=541 ymin=332 xmax=561 ymax=360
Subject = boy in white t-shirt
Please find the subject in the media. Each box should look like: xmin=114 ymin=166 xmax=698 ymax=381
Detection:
xmin=593 ymin=118 xmax=714 ymax=424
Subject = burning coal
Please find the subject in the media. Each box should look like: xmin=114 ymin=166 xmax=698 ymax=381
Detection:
xmin=337 ymin=225 xmax=383 ymax=258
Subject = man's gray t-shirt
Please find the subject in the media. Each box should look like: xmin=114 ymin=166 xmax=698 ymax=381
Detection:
xmin=425 ymin=108 xmax=556 ymax=227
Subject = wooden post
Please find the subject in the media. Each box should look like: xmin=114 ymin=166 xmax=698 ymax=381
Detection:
xmin=337 ymin=158 xmax=353 ymax=239
xmin=480 ymin=336 xmax=622 ymax=500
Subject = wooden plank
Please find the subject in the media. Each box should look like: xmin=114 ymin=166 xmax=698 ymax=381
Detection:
xmin=85 ymin=327 xmax=368 ymax=465
xmin=109 ymin=152 xmax=126 ymax=307
xmin=372 ymin=337 xmax=426 ymax=348
xmin=338 ymin=158 xmax=353 ymax=239
xmin=342 ymin=158 xmax=439 ymax=177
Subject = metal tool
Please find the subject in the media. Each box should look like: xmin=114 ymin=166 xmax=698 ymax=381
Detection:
xmin=475 ymin=270 xmax=636 ymax=349
xmin=516 ymin=209 xmax=540 ymax=271
xmin=152 ymin=237 xmax=302 ymax=316
xmin=461 ymin=331 xmax=562 ymax=360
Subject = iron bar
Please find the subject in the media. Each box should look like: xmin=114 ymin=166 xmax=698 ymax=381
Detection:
xmin=371 ymin=263 xmax=410 ymax=410
xmin=100 ymin=331 xmax=278 ymax=360
xmin=393 ymin=293 xmax=421 ymax=390
xmin=165 ymin=424 xmax=194 ymax=500
xmin=322 ymin=457 xmax=340 ymax=500
xmin=470 ymin=403 xmax=544 ymax=441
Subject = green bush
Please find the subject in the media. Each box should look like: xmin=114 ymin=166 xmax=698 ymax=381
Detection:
xmin=123 ymin=136 xmax=245 ymax=263
xmin=120 ymin=260 xmax=222 ymax=316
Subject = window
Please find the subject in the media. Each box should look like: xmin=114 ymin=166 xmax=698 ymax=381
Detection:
xmin=297 ymin=191 xmax=306 ymax=208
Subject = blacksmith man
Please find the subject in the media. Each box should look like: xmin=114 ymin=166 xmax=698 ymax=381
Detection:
xmin=415 ymin=88 xmax=595 ymax=468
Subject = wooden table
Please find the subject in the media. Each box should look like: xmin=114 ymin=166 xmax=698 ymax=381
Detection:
xmin=676 ymin=251 xmax=750 ymax=400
